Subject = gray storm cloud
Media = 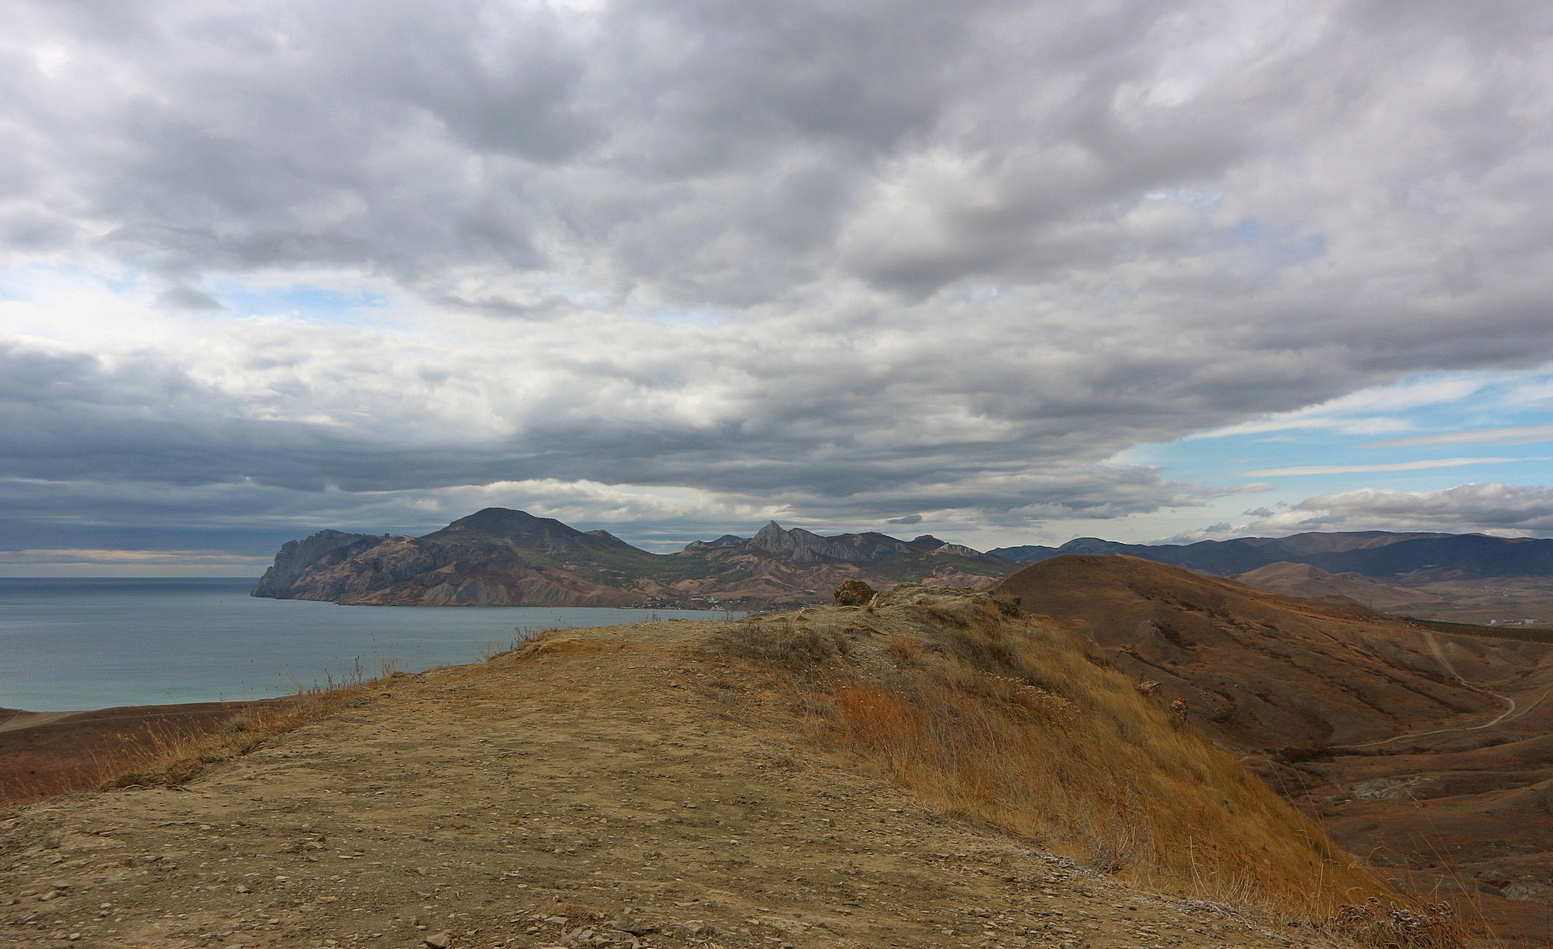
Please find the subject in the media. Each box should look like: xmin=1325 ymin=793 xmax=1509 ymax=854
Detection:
xmin=2 ymin=0 xmax=1553 ymax=556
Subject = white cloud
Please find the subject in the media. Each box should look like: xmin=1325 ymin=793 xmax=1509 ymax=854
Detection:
xmin=1250 ymin=483 xmax=1553 ymax=535
xmin=4 ymin=0 xmax=1553 ymax=561
xmin=1244 ymin=457 xmax=1521 ymax=476
xmin=1193 ymin=375 xmax=1498 ymax=439
xmin=1364 ymin=422 xmax=1553 ymax=449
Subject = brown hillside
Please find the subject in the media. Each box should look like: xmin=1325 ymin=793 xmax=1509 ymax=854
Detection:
xmin=995 ymin=556 xmax=1553 ymax=948
xmin=0 ymin=592 xmax=1414 ymax=949
xmin=992 ymin=555 xmax=1523 ymax=750
xmin=1236 ymin=562 xmax=1448 ymax=615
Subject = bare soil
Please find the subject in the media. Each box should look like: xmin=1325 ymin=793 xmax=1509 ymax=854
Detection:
xmin=2 ymin=620 xmax=1347 ymax=949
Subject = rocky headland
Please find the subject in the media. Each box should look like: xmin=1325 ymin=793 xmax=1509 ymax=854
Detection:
xmin=252 ymin=508 xmax=1017 ymax=610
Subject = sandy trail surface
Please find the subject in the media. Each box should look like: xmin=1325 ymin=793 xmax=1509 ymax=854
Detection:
xmin=3 ymin=621 xmax=1343 ymax=949
xmin=0 ymin=712 xmax=83 ymax=735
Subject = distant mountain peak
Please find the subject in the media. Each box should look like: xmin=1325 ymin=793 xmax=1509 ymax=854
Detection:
xmin=440 ymin=507 xmax=578 ymax=535
xmin=749 ymin=521 xmax=865 ymax=563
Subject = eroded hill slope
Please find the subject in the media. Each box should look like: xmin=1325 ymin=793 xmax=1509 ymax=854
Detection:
xmin=992 ymin=555 xmax=1540 ymax=750
xmin=994 ymin=556 xmax=1553 ymax=947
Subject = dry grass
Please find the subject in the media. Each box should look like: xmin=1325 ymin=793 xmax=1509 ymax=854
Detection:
xmin=1 ymin=717 xmax=237 ymax=805
xmin=713 ymin=586 xmax=1460 ymax=943
xmin=0 ymin=674 xmax=397 ymax=806
xmin=99 ymin=677 xmax=391 ymax=791
xmin=6 ymin=627 xmax=564 ymax=805
xmin=14 ymin=635 xmax=556 ymax=803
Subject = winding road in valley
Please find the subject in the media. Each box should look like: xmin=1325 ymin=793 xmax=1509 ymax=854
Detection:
xmin=1355 ymin=631 xmax=1553 ymax=747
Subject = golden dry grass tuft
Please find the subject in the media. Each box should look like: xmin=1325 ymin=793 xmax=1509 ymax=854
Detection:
xmin=97 ymin=680 xmax=391 ymax=792
xmin=713 ymin=586 xmax=1458 ymax=942
xmin=97 ymin=678 xmax=391 ymax=792
xmin=0 ymin=675 xmax=398 ymax=807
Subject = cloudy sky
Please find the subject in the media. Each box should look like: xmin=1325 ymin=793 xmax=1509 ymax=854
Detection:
xmin=4 ymin=0 xmax=1553 ymax=576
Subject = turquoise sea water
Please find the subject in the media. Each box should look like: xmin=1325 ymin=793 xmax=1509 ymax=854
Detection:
xmin=0 ymin=578 xmax=721 ymax=712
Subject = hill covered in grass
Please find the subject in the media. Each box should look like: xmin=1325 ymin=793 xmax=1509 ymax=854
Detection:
xmin=1233 ymin=561 xmax=1450 ymax=613
xmin=4 ymin=589 xmax=1440 ymax=949
xmin=994 ymin=555 xmax=1553 ymax=947
xmin=992 ymin=555 xmax=1514 ymax=750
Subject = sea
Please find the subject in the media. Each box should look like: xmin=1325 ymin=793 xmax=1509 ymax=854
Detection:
xmin=0 ymin=578 xmax=724 ymax=713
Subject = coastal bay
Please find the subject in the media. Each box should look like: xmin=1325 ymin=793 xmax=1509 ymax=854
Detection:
xmin=0 ymin=578 xmax=716 ymax=712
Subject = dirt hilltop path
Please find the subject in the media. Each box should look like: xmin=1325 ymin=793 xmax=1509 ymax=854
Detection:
xmin=3 ymin=620 xmax=1351 ymax=949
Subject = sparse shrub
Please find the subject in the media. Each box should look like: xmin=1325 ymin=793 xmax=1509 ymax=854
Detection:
xmin=1328 ymin=898 xmax=1462 ymax=949
xmin=713 ymin=621 xmax=845 ymax=670
xmin=792 ymin=696 xmax=829 ymax=718
xmin=1083 ymin=650 xmax=1117 ymax=669
xmin=836 ymin=683 xmax=926 ymax=752
xmin=885 ymin=636 xmax=922 ymax=667
xmin=921 ymin=605 xmax=971 ymax=630
xmin=103 ymin=676 xmax=389 ymax=792
xmin=937 ymin=628 xmax=1013 ymax=673
xmin=989 ymin=593 xmax=1022 ymax=616
xmin=834 ymin=580 xmax=878 ymax=606
xmin=1008 ymin=683 xmax=1077 ymax=728
xmin=1 ymin=666 xmax=415 ymax=806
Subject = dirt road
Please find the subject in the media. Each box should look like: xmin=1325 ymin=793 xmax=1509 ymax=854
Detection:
xmin=1350 ymin=631 xmax=1553 ymax=751
xmin=2 ymin=621 xmax=1346 ymax=949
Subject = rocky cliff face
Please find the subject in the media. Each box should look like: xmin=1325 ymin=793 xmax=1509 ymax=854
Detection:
xmin=252 ymin=509 xmax=1019 ymax=608
xmin=748 ymin=521 xmax=875 ymax=563
xmin=251 ymin=530 xmax=392 ymax=598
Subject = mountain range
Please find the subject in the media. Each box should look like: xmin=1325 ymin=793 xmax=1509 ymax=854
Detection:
xmin=992 ymin=529 xmax=1553 ymax=580
xmin=252 ymin=507 xmax=1010 ymax=609
xmin=255 ymin=510 xmax=1553 ymax=614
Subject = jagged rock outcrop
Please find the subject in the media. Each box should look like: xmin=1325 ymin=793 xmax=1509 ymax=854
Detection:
xmin=749 ymin=521 xmax=876 ymax=563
